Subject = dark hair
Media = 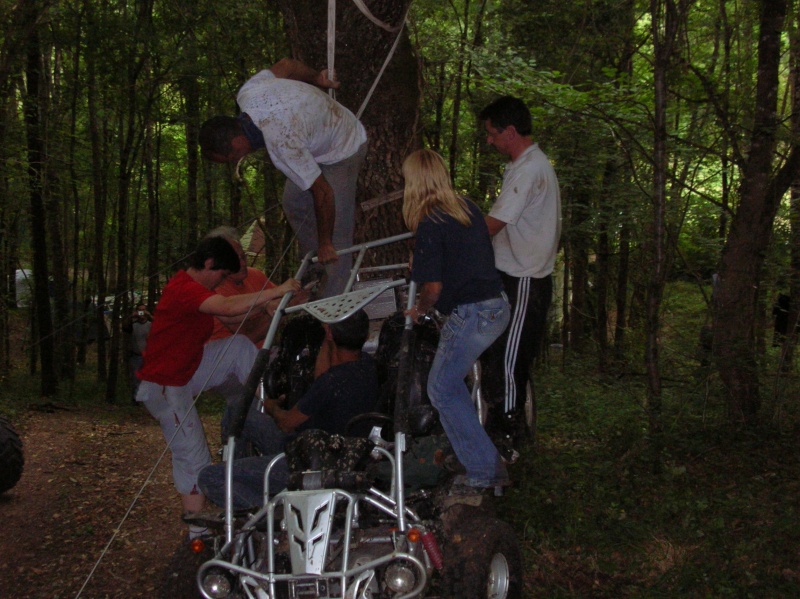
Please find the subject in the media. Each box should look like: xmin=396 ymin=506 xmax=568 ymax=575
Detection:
xmin=478 ymin=96 xmax=532 ymax=136
xmin=199 ymin=116 xmax=243 ymax=159
xmin=330 ymin=309 xmax=370 ymax=351
xmin=188 ymin=236 xmax=241 ymax=272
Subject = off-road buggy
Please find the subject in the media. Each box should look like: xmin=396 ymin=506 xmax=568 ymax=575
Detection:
xmin=189 ymin=233 xmax=524 ymax=599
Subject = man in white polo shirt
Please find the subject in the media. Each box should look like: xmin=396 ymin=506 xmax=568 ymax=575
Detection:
xmin=200 ymin=58 xmax=368 ymax=297
xmin=479 ymin=95 xmax=562 ymax=462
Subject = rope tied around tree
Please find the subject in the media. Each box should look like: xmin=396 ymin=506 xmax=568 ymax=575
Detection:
xmin=326 ymin=0 xmax=412 ymax=119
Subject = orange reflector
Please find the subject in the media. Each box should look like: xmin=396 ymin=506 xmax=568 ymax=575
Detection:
xmin=407 ymin=528 xmax=421 ymax=543
xmin=190 ymin=537 xmax=206 ymax=553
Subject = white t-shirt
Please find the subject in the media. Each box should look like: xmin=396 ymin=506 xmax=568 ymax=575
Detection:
xmin=489 ymin=144 xmax=562 ymax=278
xmin=237 ymin=70 xmax=367 ymax=191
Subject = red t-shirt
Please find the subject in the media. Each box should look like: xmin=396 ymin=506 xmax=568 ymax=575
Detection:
xmin=208 ymin=267 xmax=275 ymax=342
xmin=138 ymin=270 xmax=216 ymax=386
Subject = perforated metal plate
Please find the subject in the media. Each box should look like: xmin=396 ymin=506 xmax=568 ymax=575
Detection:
xmin=301 ymin=281 xmax=403 ymax=323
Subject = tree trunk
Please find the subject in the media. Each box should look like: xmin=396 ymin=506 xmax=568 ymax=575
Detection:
xmin=181 ymin=41 xmax=200 ymax=248
xmin=86 ymin=0 xmax=108 ymax=382
xmin=713 ymin=0 xmax=800 ymax=425
xmin=106 ymin=0 xmax=153 ymax=402
xmin=144 ymin=122 xmax=160 ymax=311
xmin=23 ymin=0 xmax=57 ymax=396
xmin=779 ymin=10 xmax=800 ymax=372
xmin=447 ymin=0 xmax=470 ymax=180
xmin=568 ymin=188 xmax=590 ymax=350
xmin=614 ymin=220 xmax=631 ymax=359
xmin=646 ymin=0 xmax=681 ymax=472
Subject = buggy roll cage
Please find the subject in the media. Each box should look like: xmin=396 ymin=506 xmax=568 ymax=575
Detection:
xmin=220 ymin=232 xmax=418 ymax=546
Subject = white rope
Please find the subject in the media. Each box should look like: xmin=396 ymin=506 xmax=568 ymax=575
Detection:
xmin=356 ymin=4 xmax=410 ymax=120
xmin=327 ymin=0 xmax=336 ymax=99
xmin=324 ymin=0 xmax=411 ymax=120
xmin=352 ymin=0 xmax=403 ymax=32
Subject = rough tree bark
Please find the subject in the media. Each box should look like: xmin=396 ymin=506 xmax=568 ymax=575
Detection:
xmin=713 ymin=0 xmax=800 ymax=425
xmin=23 ymin=0 xmax=57 ymax=395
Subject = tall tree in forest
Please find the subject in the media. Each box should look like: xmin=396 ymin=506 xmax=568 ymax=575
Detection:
xmin=713 ymin=0 xmax=800 ymax=425
xmin=647 ymin=0 xmax=684 ymax=468
xmin=105 ymin=0 xmax=157 ymax=402
xmin=22 ymin=0 xmax=57 ymax=395
xmin=85 ymin=0 xmax=109 ymax=382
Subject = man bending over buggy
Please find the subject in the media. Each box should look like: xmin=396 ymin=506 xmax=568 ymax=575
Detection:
xmin=198 ymin=309 xmax=378 ymax=510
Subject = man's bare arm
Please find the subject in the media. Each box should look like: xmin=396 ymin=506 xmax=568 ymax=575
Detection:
xmin=485 ymin=215 xmax=507 ymax=236
xmin=263 ymin=398 xmax=309 ymax=433
xmin=269 ymin=58 xmax=340 ymax=89
xmin=310 ymin=175 xmax=338 ymax=264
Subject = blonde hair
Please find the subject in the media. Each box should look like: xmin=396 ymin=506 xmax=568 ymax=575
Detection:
xmin=402 ymin=149 xmax=472 ymax=232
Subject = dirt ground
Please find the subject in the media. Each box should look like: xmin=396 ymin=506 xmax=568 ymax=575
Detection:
xmin=0 ymin=405 xmax=216 ymax=598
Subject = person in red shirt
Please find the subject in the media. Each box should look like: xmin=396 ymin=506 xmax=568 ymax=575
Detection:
xmin=136 ymin=235 xmax=300 ymax=533
xmin=205 ymin=226 xmax=309 ymax=347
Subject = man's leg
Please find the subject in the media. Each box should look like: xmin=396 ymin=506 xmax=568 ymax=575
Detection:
xmin=317 ymin=142 xmax=366 ymax=296
xmin=509 ymin=274 xmax=552 ymax=407
xmin=484 ymin=274 xmax=552 ymax=459
xmin=198 ymin=455 xmax=290 ymax=511
xmin=196 ymin=337 xmax=288 ymax=455
xmin=139 ymin=381 xmax=212 ymax=522
xmin=501 ymin=274 xmax=552 ymax=446
xmin=191 ymin=336 xmax=260 ymax=445
xmin=282 ymin=143 xmax=367 ymax=298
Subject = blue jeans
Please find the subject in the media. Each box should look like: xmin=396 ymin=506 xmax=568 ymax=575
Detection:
xmin=198 ymin=455 xmax=289 ymax=510
xmin=221 ymin=396 xmax=290 ymax=458
xmin=428 ymin=295 xmax=511 ymax=487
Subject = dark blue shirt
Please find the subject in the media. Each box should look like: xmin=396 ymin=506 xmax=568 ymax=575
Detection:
xmin=411 ymin=199 xmax=503 ymax=315
xmin=296 ymin=352 xmax=378 ymax=435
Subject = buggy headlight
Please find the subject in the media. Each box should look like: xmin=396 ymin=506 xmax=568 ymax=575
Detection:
xmin=201 ymin=568 xmax=232 ymax=598
xmin=384 ymin=560 xmax=417 ymax=593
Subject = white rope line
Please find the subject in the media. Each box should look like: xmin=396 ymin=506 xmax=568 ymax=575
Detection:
xmin=356 ymin=3 xmax=411 ymax=120
xmin=328 ymin=0 xmax=337 ymax=100
xmin=352 ymin=0 xmax=403 ymax=32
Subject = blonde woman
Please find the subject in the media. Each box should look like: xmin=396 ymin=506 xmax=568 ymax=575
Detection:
xmin=403 ymin=149 xmax=512 ymax=493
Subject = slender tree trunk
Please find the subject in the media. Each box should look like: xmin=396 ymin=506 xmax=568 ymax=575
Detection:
xmin=596 ymin=164 xmax=614 ymax=370
xmin=614 ymin=221 xmax=630 ymax=359
xmin=447 ymin=0 xmax=470 ymax=179
xmin=568 ymin=188 xmax=590 ymax=350
xmin=106 ymin=0 xmax=153 ymax=402
xmin=23 ymin=0 xmax=57 ymax=395
xmin=145 ymin=122 xmax=160 ymax=310
xmin=713 ymin=0 xmax=800 ymax=425
xmin=86 ymin=1 xmax=107 ymax=382
xmin=182 ymin=42 xmax=200 ymax=248
xmin=779 ymin=11 xmax=800 ymax=372
xmin=646 ymin=0 xmax=680 ymax=472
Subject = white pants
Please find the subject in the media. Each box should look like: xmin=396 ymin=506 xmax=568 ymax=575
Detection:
xmin=137 ymin=336 xmax=257 ymax=495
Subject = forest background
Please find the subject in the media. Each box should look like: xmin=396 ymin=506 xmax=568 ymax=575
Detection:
xmin=1 ymin=0 xmax=800 ymax=596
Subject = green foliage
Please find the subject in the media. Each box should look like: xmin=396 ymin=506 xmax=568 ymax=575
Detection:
xmin=499 ymin=281 xmax=800 ymax=597
xmin=500 ymin=352 xmax=800 ymax=597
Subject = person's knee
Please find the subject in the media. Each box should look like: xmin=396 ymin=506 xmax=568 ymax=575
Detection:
xmin=197 ymin=463 xmax=219 ymax=493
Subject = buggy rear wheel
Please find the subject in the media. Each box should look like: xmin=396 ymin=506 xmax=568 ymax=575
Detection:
xmin=0 ymin=416 xmax=23 ymax=495
xmin=442 ymin=516 xmax=523 ymax=599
